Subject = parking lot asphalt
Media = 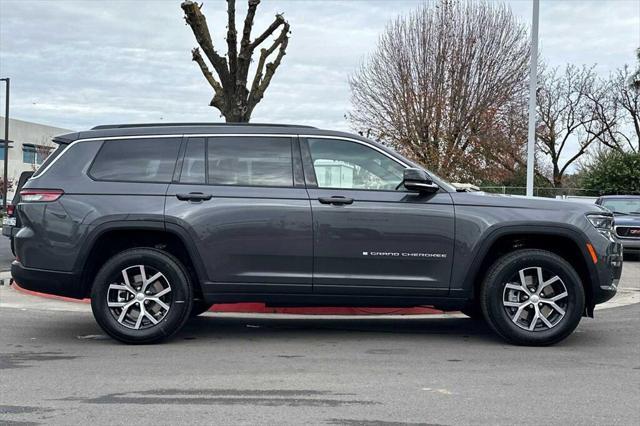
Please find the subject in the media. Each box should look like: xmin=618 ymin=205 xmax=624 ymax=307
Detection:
xmin=1 ymin=300 xmax=639 ymax=425
xmin=1 ymin=238 xmax=639 ymax=425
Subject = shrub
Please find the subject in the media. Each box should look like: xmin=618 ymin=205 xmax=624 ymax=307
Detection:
xmin=581 ymin=151 xmax=640 ymax=195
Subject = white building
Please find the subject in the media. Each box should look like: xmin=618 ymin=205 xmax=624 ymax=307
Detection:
xmin=0 ymin=117 xmax=72 ymax=199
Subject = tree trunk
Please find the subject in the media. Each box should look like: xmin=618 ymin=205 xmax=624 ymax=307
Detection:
xmin=182 ymin=0 xmax=290 ymax=122
xmin=553 ymin=165 xmax=562 ymax=188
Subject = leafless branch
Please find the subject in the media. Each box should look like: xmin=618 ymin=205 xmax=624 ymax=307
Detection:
xmin=182 ymin=0 xmax=290 ymax=122
xmin=248 ymin=20 xmax=290 ymax=113
xmin=349 ymin=0 xmax=530 ymax=183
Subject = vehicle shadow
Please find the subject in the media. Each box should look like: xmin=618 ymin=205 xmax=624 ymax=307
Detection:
xmin=177 ymin=314 xmax=500 ymax=343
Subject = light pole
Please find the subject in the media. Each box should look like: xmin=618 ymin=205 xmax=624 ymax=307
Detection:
xmin=526 ymin=0 xmax=539 ymax=197
xmin=0 ymin=77 xmax=9 ymax=211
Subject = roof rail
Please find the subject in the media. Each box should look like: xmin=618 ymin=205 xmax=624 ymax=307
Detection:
xmin=90 ymin=122 xmax=317 ymax=130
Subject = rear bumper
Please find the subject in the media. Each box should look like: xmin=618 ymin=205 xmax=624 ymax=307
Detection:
xmin=11 ymin=261 xmax=84 ymax=299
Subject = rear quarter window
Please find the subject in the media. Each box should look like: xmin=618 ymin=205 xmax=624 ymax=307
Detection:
xmin=89 ymin=138 xmax=181 ymax=183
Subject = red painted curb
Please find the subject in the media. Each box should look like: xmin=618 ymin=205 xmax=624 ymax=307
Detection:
xmin=11 ymin=281 xmax=444 ymax=315
xmin=210 ymin=304 xmax=443 ymax=315
xmin=13 ymin=282 xmax=91 ymax=304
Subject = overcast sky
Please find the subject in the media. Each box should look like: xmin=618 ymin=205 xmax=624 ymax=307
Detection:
xmin=0 ymin=0 xmax=638 ymax=133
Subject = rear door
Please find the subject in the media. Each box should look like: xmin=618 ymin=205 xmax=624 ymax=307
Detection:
xmin=165 ymin=135 xmax=313 ymax=295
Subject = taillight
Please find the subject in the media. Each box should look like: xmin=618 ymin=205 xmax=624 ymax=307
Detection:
xmin=6 ymin=204 xmax=15 ymax=216
xmin=20 ymin=189 xmax=64 ymax=202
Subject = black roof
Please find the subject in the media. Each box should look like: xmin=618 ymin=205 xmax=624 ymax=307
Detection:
xmin=52 ymin=122 xmax=354 ymax=144
xmin=90 ymin=122 xmax=316 ymax=130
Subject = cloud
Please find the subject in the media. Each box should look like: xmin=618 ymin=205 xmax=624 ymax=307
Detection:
xmin=0 ymin=0 xmax=637 ymax=134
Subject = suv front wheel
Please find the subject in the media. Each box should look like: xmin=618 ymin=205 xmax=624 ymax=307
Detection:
xmin=91 ymin=248 xmax=193 ymax=344
xmin=480 ymin=249 xmax=585 ymax=346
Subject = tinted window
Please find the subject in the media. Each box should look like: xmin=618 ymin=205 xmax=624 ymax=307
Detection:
xmin=307 ymin=138 xmax=405 ymax=190
xmin=208 ymin=137 xmax=293 ymax=187
xmin=180 ymin=138 xmax=206 ymax=184
xmin=90 ymin=138 xmax=180 ymax=183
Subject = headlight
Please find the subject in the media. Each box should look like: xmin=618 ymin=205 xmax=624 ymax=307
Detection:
xmin=586 ymin=213 xmax=614 ymax=237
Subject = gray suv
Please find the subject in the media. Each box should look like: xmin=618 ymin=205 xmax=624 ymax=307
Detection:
xmin=11 ymin=123 xmax=623 ymax=345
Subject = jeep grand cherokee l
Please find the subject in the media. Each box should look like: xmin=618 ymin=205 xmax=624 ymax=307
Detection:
xmin=11 ymin=123 xmax=623 ymax=345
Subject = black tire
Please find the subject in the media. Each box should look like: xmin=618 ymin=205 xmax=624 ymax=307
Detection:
xmin=190 ymin=301 xmax=213 ymax=317
xmin=90 ymin=248 xmax=193 ymax=344
xmin=480 ymin=249 xmax=585 ymax=346
xmin=460 ymin=303 xmax=484 ymax=320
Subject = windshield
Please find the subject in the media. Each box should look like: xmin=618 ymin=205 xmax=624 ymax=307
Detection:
xmin=601 ymin=198 xmax=640 ymax=215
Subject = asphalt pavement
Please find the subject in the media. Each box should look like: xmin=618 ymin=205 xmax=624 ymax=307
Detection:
xmin=1 ymin=237 xmax=639 ymax=425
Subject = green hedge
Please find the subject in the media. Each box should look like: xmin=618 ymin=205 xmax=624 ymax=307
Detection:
xmin=581 ymin=151 xmax=640 ymax=195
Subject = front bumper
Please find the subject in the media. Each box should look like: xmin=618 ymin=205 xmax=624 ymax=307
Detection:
xmin=590 ymin=237 xmax=623 ymax=306
xmin=618 ymin=238 xmax=640 ymax=253
xmin=11 ymin=261 xmax=84 ymax=299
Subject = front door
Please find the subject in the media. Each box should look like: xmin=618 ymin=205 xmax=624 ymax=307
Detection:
xmin=302 ymin=137 xmax=455 ymax=296
xmin=165 ymin=135 xmax=313 ymax=295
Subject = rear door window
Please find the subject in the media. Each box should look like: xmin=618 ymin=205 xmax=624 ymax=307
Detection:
xmin=90 ymin=138 xmax=180 ymax=183
xmin=207 ymin=137 xmax=293 ymax=187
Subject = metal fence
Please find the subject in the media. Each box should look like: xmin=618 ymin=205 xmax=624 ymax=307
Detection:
xmin=479 ymin=186 xmax=600 ymax=198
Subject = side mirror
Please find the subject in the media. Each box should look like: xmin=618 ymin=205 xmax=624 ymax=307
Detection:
xmin=402 ymin=168 xmax=439 ymax=193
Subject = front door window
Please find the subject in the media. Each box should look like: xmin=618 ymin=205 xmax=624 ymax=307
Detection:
xmin=307 ymin=138 xmax=405 ymax=191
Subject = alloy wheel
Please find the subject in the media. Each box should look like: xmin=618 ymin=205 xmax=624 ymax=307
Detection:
xmin=106 ymin=265 xmax=172 ymax=330
xmin=502 ymin=266 xmax=569 ymax=332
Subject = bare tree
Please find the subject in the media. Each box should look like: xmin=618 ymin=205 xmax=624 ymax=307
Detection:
xmin=181 ymin=0 xmax=290 ymax=122
xmin=631 ymin=48 xmax=640 ymax=91
xmin=33 ymin=145 xmax=53 ymax=171
xmin=587 ymin=66 xmax=639 ymax=154
xmin=535 ymin=65 xmax=608 ymax=187
xmin=349 ymin=0 xmax=530 ymax=183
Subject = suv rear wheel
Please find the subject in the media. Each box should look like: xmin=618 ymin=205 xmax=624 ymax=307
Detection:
xmin=480 ymin=249 xmax=585 ymax=346
xmin=90 ymin=248 xmax=193 ymax=344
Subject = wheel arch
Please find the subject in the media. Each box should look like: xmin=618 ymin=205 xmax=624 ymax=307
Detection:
xmin=465 ymin=225 xmax=598 ymax=316
xmin=76 ymin=221 xmax=207 ymax=299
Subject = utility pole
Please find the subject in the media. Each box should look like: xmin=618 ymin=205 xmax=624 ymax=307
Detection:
xmin=526 ymin=0 xmax=539 ymax=197
xmin=1 ymin=77 xmax=9 ymax=211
